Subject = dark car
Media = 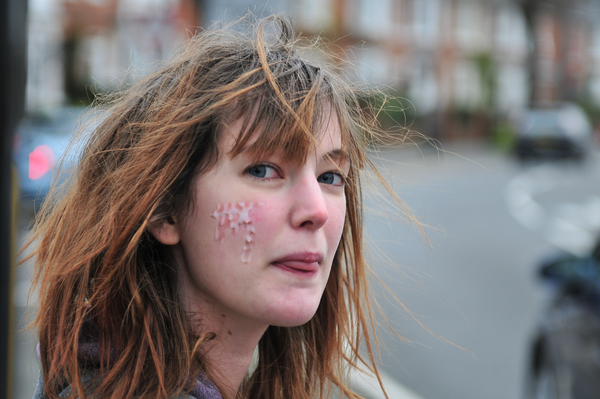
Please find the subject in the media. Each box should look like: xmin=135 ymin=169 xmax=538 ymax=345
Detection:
xmin=526 ymin=240 xmax=600 ymax=399
xmin=514 ymin=103 xmax=594 ymax=161
xmin=12 ymin=107 xmax=85 ymax=204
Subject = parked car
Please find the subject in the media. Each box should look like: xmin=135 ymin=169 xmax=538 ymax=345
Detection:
xmin=12 ymin=107 xmax=85 ymax=204
xmin=514 ymin=103 xmax=594 ymax=161
xmin=526 ymin=239 xmax=600 ymax=399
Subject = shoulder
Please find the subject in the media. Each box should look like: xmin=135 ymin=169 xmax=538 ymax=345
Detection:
xmin=32 ymin=368 xmax=101 ymax=399
xmin=32 ymin=372 xmax=46 ymax=399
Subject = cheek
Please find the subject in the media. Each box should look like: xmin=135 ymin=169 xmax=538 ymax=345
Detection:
xmin=246 ymin=201 xmax=286 ymax=238
xmin=248 ymin=205 xmax=263 ymax=222
xmin=210 ymin=201 xmax=265 ymax=263
xmin=328 ymin=201 xmax=347 ymax=238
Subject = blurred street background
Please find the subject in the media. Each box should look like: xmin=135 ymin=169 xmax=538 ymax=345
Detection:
xmin=6 ymin=0 xmax=600 ymax=399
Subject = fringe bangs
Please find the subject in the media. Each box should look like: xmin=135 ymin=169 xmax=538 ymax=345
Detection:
xmin=223 ymin=54 xmax=342 ymax=167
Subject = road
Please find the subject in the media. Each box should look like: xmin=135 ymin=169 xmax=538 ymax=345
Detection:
xmin=366 ymin=141 xmax=600 ymax=399
xmin=11 ymin=141 xmax=600 ymax=399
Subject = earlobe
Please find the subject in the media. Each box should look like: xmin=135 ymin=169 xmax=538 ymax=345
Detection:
xmin=148 ymin=219 xmax=180 ymax=245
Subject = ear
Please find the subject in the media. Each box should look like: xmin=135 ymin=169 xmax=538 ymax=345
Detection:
xmin=148 ymin=218 xmax=180 ymax=246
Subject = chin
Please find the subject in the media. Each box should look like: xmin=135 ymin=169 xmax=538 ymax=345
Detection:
xmin=267 ymin=303 xmax=320 ymax=327
xmin=271 ymin=319 xmax=315 ymax=328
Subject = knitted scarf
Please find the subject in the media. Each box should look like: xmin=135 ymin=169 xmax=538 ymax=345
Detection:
xmin=36 ymin=321 xmax=223 ymax=399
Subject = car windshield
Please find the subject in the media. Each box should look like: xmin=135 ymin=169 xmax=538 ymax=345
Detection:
xmin=523 ymin=111 xmax=562 ymax=137
xmin=522 ymin=105 xmax=592 ymax=139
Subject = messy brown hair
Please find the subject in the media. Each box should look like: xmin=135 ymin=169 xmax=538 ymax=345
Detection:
xmin=26 ymin=15 xmax=403 ymax=399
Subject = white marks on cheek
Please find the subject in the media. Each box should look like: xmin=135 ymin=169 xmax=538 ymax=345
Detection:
xmin=211 ymin=202 xmax=264 ymax=264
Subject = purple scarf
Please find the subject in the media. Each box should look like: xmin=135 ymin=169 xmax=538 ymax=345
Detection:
xmin=36 ymin=329 xmax=223 ymax=399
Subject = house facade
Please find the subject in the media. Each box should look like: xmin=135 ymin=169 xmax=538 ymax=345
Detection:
xmin=26 ymin=0 xmax=600 ymax=138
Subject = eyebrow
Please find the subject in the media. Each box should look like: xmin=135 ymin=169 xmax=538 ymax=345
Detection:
xmin=321 ymin=149 xmax=350 ymax=164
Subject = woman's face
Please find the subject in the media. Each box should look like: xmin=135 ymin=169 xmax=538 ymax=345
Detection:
xmin=171 ymin=113 xmax=348 ymax=330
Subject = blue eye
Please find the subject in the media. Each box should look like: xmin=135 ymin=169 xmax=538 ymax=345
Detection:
xmin=247 ymin=164 xmax=279 ymax=179
xmin=248 ymin=165 xmax=267 ymax=178
xmin=318 ymin=172 xmax=344 ymax=186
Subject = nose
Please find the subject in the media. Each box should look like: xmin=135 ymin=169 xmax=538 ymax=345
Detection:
xmin=290 ymin=176 xmax=329 ymax=230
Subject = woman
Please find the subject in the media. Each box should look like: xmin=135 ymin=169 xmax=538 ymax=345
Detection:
xmin=27 ymin=15 xmax=408 ymax=399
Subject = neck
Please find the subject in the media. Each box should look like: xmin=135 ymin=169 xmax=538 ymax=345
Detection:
xmin=185 ymin=298 xmax=268 ymax=399
xmin=204 ymin=323 xmax=265 ymax=399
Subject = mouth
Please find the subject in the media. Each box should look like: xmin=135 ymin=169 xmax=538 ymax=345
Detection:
xmin=271 ymin=253 xmax=323 ymax=276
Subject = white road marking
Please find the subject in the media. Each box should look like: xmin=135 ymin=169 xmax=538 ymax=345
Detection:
xmin=505 ymin=162 xmax=600 ymax=256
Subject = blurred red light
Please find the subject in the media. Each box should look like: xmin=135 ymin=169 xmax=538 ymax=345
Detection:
xmin=29 ymin=145 xmax=54 ymax=180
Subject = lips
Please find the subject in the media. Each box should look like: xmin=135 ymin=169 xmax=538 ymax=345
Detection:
xmin=271 ymin=253 xmax=323 ymax=276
